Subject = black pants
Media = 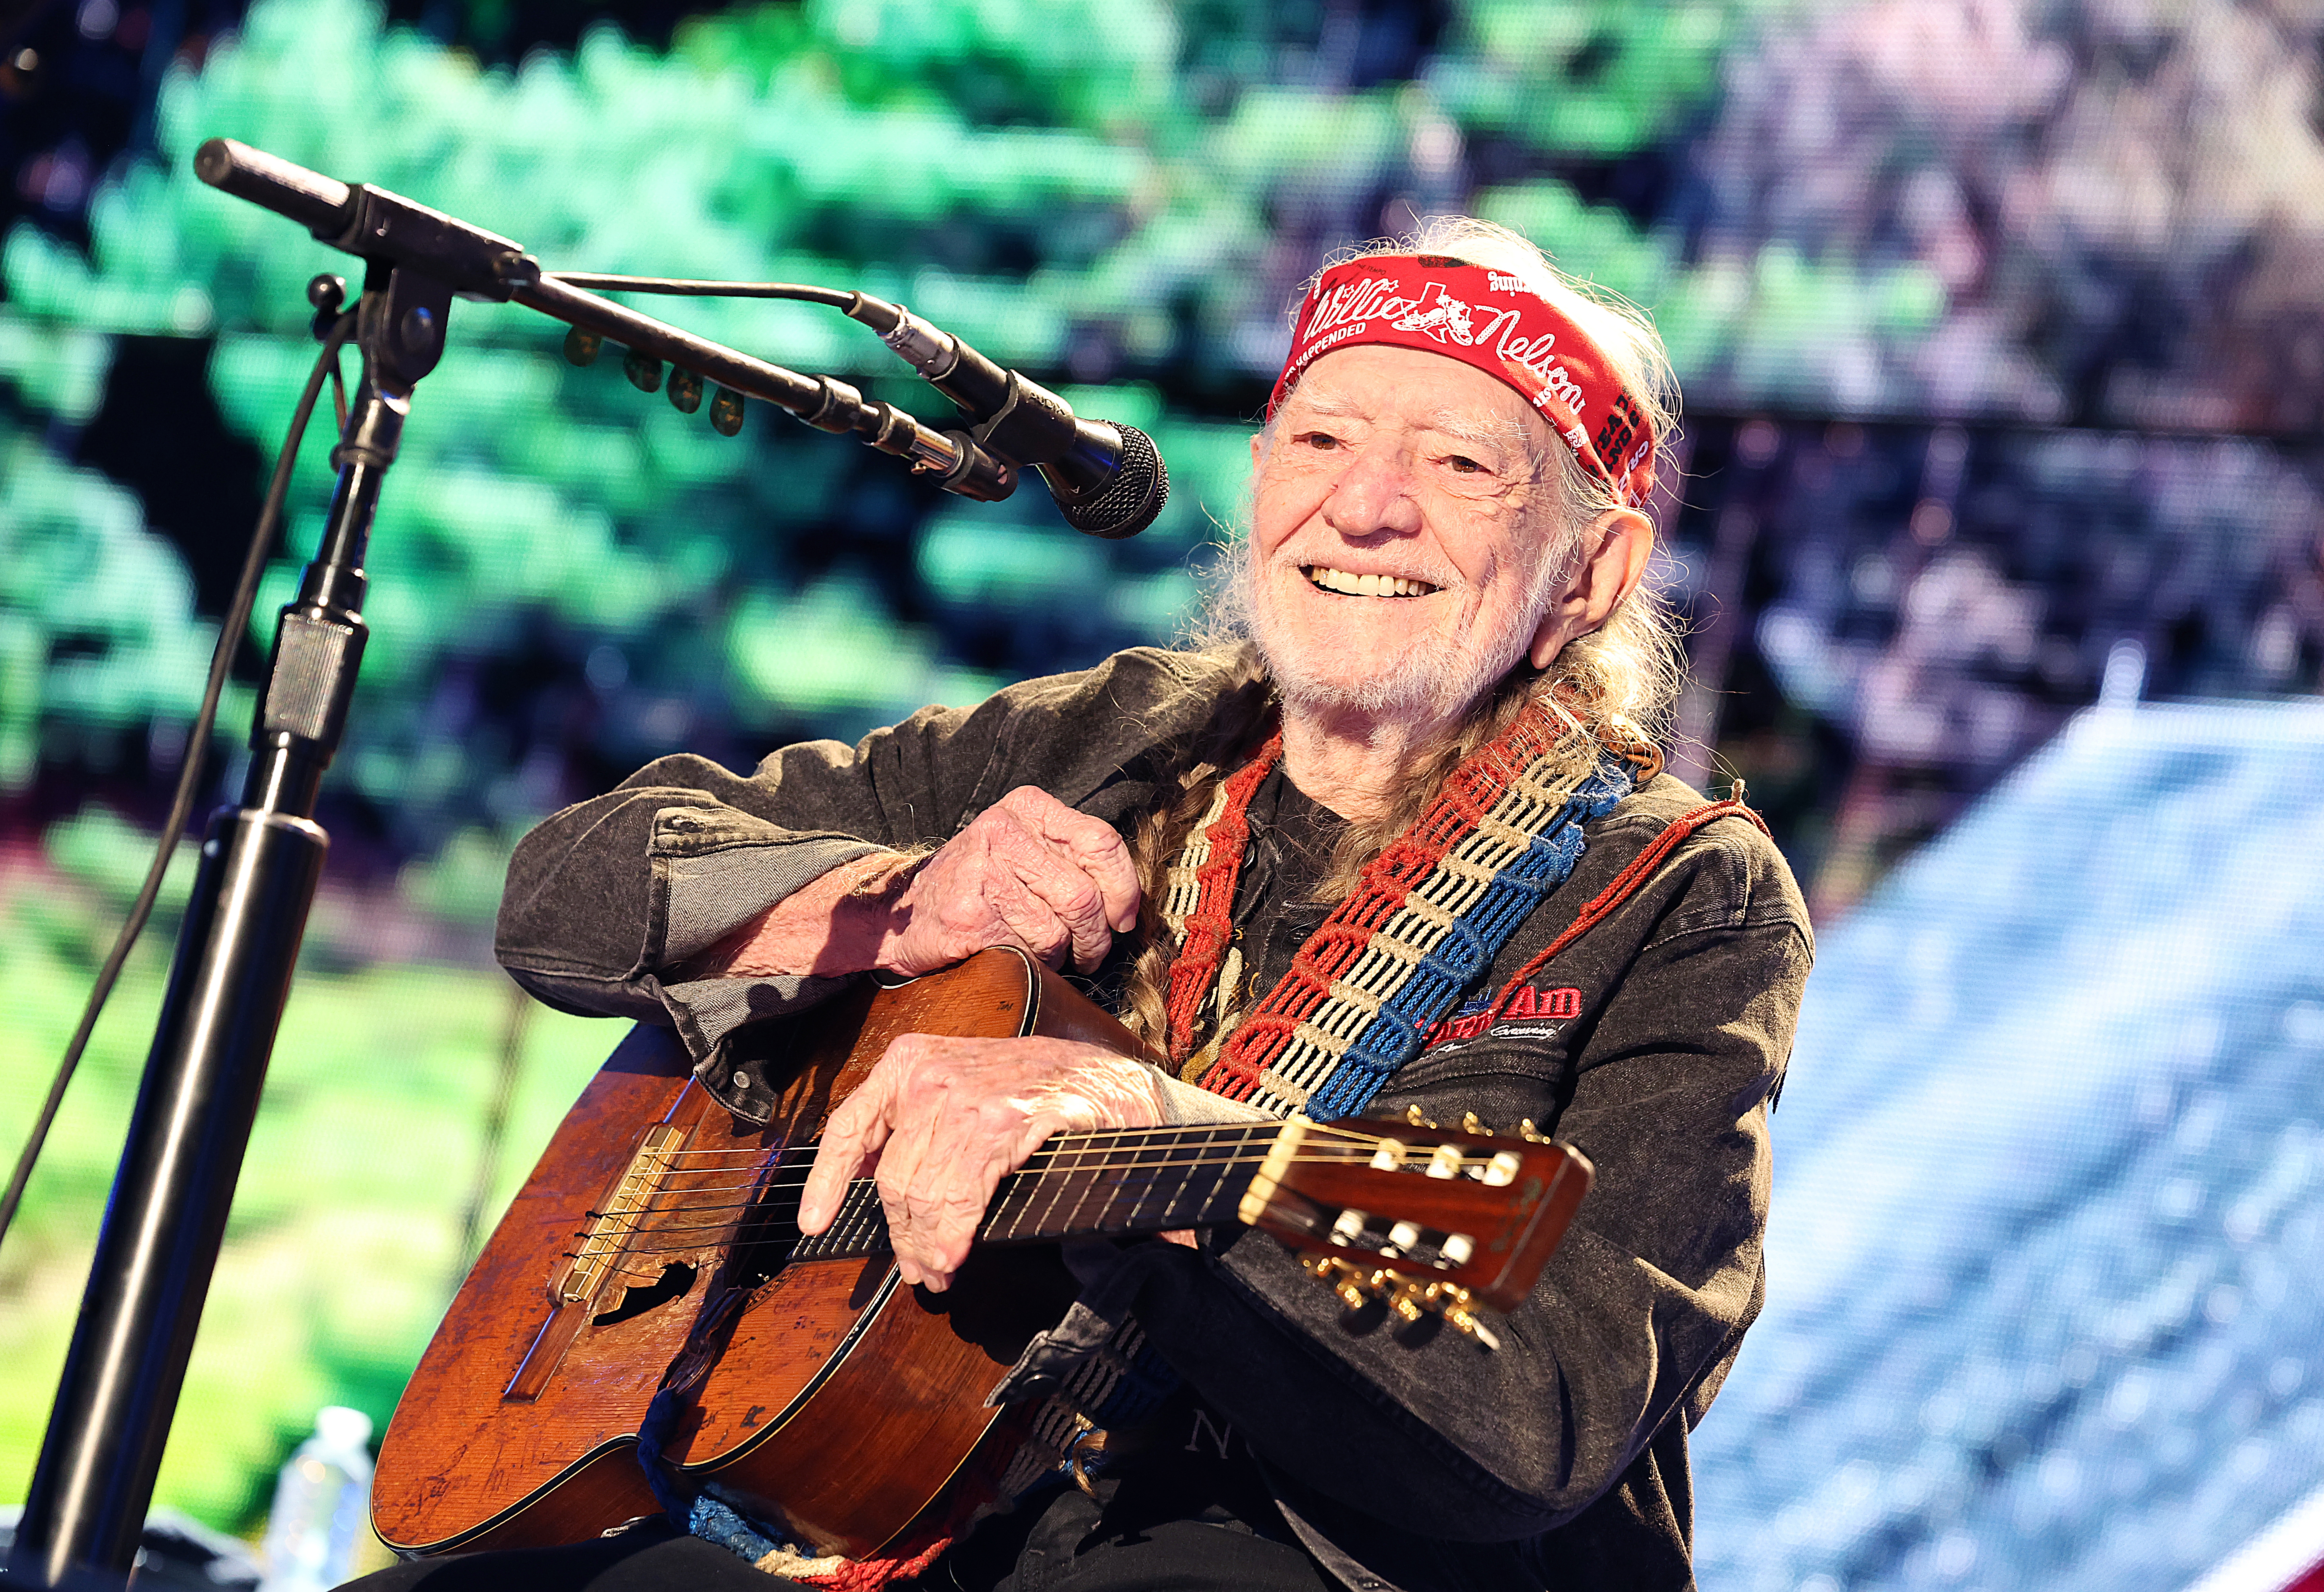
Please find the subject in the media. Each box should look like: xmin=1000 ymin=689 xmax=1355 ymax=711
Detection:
xmin=340 ymin=1485 xmax=1335 ymax=1592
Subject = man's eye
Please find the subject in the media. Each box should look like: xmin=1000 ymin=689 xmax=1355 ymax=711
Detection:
xmin=1443 ymin=454 xmax=1488 ymax=474
xmin=1298 ymin=431 xmax=1343 ymax=450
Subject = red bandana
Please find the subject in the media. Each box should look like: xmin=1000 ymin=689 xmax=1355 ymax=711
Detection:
xmin=1268 ymin=256 xmax=1657 ymax=509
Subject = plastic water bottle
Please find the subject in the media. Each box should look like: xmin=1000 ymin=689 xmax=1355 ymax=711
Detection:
xmin=258 ymin=1406 xmax=374 ymax=1592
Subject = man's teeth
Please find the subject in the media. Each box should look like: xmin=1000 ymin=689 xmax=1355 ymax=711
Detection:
xmin=1305 ymin=566 xmax=1436 ymax=598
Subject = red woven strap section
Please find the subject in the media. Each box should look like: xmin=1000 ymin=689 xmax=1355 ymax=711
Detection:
xmin=1484 ymin=794 xmax=1769 ymax=1023
xmin=804 ymin=1535 xmax=949 ymax=1592
xmin=1195 ymin=701 xmax=1578 ymax=1102
xmin=1161 ymin=734 xmax=1282 ymax=1069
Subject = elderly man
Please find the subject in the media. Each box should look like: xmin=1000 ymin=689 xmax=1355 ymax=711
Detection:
xmin=431 ymin=220 xmax=1810 ymax=1592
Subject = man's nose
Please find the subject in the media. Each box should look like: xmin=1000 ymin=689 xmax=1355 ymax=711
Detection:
xmin=1321 ymin=435 xmax=1424 ymax=539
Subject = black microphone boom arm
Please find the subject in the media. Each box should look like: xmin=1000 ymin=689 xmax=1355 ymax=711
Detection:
xmin=192 ymin=137 xmax=1017 ymax=501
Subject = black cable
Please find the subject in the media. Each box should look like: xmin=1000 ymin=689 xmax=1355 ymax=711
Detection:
xmin=539 ymin=273 xmax=855 ymax=308
xmin=0 ymin=310 xmax=357 ymax=1255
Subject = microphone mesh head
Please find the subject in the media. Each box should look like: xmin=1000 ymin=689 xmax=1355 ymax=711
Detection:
xmin=1058 ymin=423 xmax=1167 ymax=538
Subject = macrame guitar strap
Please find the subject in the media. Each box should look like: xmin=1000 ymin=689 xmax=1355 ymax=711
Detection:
xmin=1171 ymin=698 xmax=1637 ymax=1116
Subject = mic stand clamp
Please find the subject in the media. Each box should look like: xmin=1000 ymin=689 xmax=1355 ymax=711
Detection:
xmin=3 ymin=260 xmax=446 ymax=1591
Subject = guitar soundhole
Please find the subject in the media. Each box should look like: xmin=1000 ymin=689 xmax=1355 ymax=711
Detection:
xmin=592 ymin=1261 xmax=697 ymax=1327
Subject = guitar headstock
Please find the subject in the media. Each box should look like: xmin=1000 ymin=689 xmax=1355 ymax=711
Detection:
xmin=1235 ymin=1109 xmax=1593 ymax=1348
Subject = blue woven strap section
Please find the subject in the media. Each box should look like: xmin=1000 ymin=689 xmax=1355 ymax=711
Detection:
xmin=690 ymin=1493 xmax=784 ymax=1563
xmin=1303 ymin=759 xmax=1633 ymax=1120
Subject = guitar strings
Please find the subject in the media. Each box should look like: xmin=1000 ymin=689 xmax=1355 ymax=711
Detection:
xmin=623 ymin=1118 xmax=1406 ymax=1161
xmin=566 ymin=1131 xmax=1514 ymax=1221
xmin=560 ymin=1148 xmax=1338 ymax=1245
xmin=558 ymin=1140 xmax=1514 ymax=1264
xmin=566 ymin=1126 xmax=1414 ymax=1204
xmin=563 ymin=1166 xmax=1287 ymax=1262
xmin=569 ymin=1147 xmax=1300 ymax=1231
xmin=570 ymin=1141 xmax=1424 ymax=1223
xmin=550 ymin=1121 xmax=1528 ymax=1270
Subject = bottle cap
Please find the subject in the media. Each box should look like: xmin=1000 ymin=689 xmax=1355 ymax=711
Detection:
xmin=315 ymin=1405 xmax=374 ymax=1450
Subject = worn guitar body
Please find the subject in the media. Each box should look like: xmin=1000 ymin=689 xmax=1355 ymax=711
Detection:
xmin=373 ymin=947 xmax=1593 ymax=1564
xmin=372 ymin=948 xmax=1116 ymax=1561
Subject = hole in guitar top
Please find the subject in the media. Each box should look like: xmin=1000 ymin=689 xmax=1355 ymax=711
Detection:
xmin=591 ymin=1261 xmax=698 ymax=1326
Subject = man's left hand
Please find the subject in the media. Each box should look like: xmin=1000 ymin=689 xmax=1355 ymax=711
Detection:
xmin=795 ymin=1034 xmax=1169 ymax=1291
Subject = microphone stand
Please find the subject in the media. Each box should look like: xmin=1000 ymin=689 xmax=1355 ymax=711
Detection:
xmin=4 ymin=250 xmax=438 ymax=1592
xmin=3 ymin=139 xmax=1015 ymax=1591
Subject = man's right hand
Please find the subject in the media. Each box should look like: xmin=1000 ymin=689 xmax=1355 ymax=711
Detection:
xmin=877 ymin=786 xmax=1140 ymax=975
xmin=690 ymin=785 xmax=1140 ymax=980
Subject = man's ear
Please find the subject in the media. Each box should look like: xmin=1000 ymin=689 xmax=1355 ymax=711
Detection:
xmin=1527 ymin=508 xmax=1655 ymax=668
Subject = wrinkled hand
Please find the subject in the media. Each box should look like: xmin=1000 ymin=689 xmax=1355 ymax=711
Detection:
xmin=685 ymin=787 xmax=1139 ymax=982
xmin=878 ymin=781 xmax=1143 ymax=967
xmin=795 ymin=1034 xmax=1168 ymax=1291
xmin=879 ymin=786 xmax=1140 ymax=975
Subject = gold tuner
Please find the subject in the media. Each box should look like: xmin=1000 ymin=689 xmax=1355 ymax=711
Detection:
xmin=1404 ymin=1105 xmax=1438 ymax=1130
xmin=1517 ymin=1118 xmax=1545 ymax=1143
xmin=563 ymin=327 xmax=603 ymax=367
xmin=1443 ymin=1306 xmax=1501 ymax=1350
xmin=667 ymin=368 xmax=704 ymax=414
xmin=1460 ymin=1111 xmax=1489 ymax=1136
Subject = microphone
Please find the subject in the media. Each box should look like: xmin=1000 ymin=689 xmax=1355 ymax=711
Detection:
xmin=843 ymin=296 xmax=1168 ymax=538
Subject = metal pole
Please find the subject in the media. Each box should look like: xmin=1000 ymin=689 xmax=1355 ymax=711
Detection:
xmin=4 ymin=265 xmax=442 ymax=1591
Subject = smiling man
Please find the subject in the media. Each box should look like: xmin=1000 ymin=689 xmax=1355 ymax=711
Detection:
xmin=461 ymin=219 xmax=1814 ymax=1592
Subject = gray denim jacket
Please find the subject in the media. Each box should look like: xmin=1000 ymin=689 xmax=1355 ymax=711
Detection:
xmin=497 ymin=647 xmax=1813 ymax=1592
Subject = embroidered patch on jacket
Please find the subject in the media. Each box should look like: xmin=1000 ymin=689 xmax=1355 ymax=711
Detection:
xmin=1422 ymin=984 xmax=1583 ymax=1050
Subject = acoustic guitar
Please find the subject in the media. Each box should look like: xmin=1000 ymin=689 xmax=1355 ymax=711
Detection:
xmin=371 ymin=946 xmax=1592 ymax=1563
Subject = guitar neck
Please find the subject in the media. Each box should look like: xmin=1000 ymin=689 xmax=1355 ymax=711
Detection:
xmin=783 ymin=1120 xmax=1285 ymax=1264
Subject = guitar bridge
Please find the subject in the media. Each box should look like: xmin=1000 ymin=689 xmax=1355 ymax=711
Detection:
xmin=558 ymin=1124 xmax=686 ymax=1305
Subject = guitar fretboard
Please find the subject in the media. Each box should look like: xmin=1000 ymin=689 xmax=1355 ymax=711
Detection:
xmin=755 ymin=1120 xmax=1288 ymax=1264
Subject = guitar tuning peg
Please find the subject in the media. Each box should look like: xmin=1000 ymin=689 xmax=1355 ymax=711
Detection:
xmin=1389 ymin=1281 xmax=1428 ymax=1325
xmin=709 ymin=386 xmax=746 ymax=437
xmin=1460 ymin=1111 xmax=1489 ymax=1136
xmin=1304 ymin=1254 xmax=1383 ymax=1314
xmin=622 ymin=347 xmax=664 ymax=393
xmin=1517 ymin=1118 xmax=1545 ymax=1143
xmin=667 ymin=367 xmax=704 ymax=414
xmin=1443 ymin=1305 xmax=1502 ymax=1351
xmin=1404 ymin=1105 xmax=1438 ymax=1130
xmin=563 ymin=326 xmax=603 ymax=366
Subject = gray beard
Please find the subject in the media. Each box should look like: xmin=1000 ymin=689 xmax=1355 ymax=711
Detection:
xmin=1223 ymin=540 xmax=1556 ymax=726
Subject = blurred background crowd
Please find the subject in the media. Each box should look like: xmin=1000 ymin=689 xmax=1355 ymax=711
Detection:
xmin=2 ymin=1 xmax=2320 ymax=1588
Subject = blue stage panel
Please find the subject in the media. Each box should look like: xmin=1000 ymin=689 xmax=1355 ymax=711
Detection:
xmin=1695 ymin=700 xmax=2324 ymax=1591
